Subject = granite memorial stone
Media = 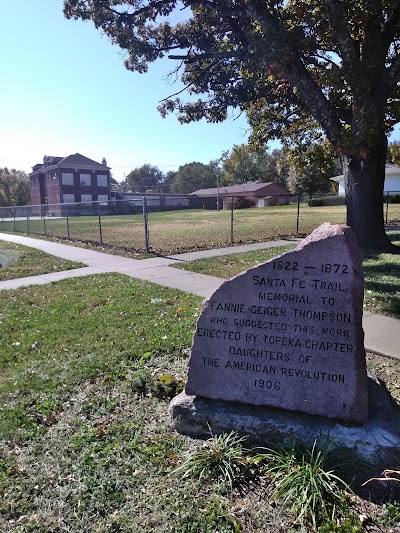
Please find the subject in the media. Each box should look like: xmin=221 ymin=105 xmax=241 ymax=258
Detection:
xmin=184 ymin=223 xmax=368 ymax=422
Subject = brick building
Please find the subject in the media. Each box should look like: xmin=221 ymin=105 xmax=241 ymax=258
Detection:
xmin=29 ymin=153 xmax=111 ymax=206
xmin=192 ymin=181 xmax=292 ymax=208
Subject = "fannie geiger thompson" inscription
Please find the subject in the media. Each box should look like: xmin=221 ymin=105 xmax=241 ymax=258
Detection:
xmin=185 ymin=223 xmax=368 ymax=422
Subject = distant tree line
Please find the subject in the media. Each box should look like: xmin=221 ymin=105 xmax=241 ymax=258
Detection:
xmin=0 ymin=168 xmax=30 ymax=207
xmin=122 ymin=141 xmax=343 ymax=198
xmin=2 ymin=140 xmax=398 ymax=207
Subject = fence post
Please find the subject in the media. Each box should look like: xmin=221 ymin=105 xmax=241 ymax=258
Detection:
xmin=143 ymin=197 xmax=150 ymax=253
xmin=230 ymin=196 xmax=234 ymax=244
xmin=296 ymin=195 xmax=301 ymax=236
xmin=26 ymin=208 xmax=30 ymax=235
xmin=66 ymin=205 xmax=70 ymax=239
xmin=13 ymin=210 xmax=16 ymax=232
xmin=385 ymin=191 xmax=390 ymax=225
xmin=98 ymin=202 xmax=103 ymax=244
xmin=43 ymin=212 xmax=47 ymax=236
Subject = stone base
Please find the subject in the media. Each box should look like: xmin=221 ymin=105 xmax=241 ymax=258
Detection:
xmin=169 ymin=377 xmax=400 ymax=467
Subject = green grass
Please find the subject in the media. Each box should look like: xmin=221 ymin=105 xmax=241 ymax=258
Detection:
xmin=3 ymin=203 xmax=400 ymax=254
xmin=173 ymin=245 xmax=296 ymax=278
xmin=0 ymin=274 xmax=400 ymax=531
xmin=173 ymin=234 xmax=400 ymax=319
xmin=0 ymin=241 xmax=83 ymax=281
xmin=0 ymin=274 xmax=200 ymax=440
xmin=363 ymin=232 xmax=400 ymax=318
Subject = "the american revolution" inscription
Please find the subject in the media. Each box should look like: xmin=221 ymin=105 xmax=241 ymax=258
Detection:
xmin=185 ymin=223 xmax=368 ymax=422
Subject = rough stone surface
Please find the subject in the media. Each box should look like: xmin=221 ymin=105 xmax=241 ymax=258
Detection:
xmin=170 ymin=375 xmax=400 ymax=467
xmin=185 ymin=223 xmax=368 ymax=422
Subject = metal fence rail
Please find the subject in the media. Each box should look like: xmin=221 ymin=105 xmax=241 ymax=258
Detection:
xmin=1 ymin=193 xmax=399 ymax=257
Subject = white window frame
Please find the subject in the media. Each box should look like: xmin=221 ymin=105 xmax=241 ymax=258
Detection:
xmin=80 ymin=173 xmax=91 ymax=186
xmin=81 ymin=194 xmax=92 ymax=203
xmin=62 ymin=194 xmax=75 ymax=204
xmin=61 ymin=172 xmax=74 ymax=186
xmin=97 ymin=174 xmax=108 ymax=187
xmin=97 ymin=194 xmax=109 ymax=205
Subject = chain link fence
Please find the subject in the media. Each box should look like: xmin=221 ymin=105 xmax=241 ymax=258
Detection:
xmin=1 ymin=193 xmax=399 ymax=257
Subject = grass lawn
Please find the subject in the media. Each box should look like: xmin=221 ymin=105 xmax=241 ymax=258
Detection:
xmin=0 ymin=229 xmax=400 ymax=531
xmin=173 ymin=232 xmax=400 ymax=319
xmin=0 ymin=272 xmax=400 ymax=531
xmin=4 ymin=203 xmax=400 ymax=254
xmin=0 ymin=241 xmax=83 ymax=281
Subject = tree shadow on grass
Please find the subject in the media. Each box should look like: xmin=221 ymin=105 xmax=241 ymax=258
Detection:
xmin=363 ymin=241 xmax=400 ymax=317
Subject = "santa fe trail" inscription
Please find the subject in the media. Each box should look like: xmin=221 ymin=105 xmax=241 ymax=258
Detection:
xmin=185 ymin=223 xmax=368 ymax=422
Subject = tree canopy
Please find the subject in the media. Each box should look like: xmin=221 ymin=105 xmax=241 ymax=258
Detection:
xmin=0 ymin=168 xmax=30 ymax=207
xmin=286 ymin=141 xmax=341 ymax=197
xmin=122 ymin=164 xmax=165 ymax=192
xmin=170 ymin=161 xmax=219 ymax=193
xmin=64 ymin=0 xmax=400 ymax=250
xmin=388 ymin=141 xmax=400 ymax=166
xmin=221 ymin=145 xmax=289 ymax=186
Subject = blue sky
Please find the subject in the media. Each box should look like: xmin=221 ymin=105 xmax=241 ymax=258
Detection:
xmin=1 ymin=1 xmax=399 ymax=183
xmin=0 ymin=0 xmax=252 ymax=182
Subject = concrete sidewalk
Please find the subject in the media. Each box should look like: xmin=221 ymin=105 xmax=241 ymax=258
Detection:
xmin=0 ymin=232 xmax=399 ymax=360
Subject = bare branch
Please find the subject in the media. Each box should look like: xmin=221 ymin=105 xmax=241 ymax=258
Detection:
xmin=168 ymin=50 xmax=244 ymax=63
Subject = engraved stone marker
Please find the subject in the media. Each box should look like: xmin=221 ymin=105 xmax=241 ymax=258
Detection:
xmin=185 ymin=223 xmax=368 ymax=422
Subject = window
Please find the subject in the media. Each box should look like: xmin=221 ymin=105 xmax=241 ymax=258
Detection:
xmin=97 ymin=174 xmax=108 ymax=187
xmin=98 ymin=194 xmax=109 ymax=205
xmin=62 ymin=194 xmax=75 ymax=204
xmin=81 ymin=194 xmax=92 ymax=203
xmin=62 ymin=172 xmax=74 ymax=185
xmin=80 ymin=173 xmax=91 ymax=186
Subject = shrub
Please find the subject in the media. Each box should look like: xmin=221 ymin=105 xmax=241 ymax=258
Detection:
xmin=308 ymin=195 xmax=347 ymax=207
xmin=308 ymin=198 xmax=325 ymax=206
xmin=385 ymin=194 xmax=400 ymax=204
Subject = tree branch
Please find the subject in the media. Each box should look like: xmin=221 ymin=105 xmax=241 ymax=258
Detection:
xmin=323 ymin=0 xmax=361 ymax=72
xmin=382 ymin=5 xmax=400 ymax=51
xmin=168 ymin=50 xmax=244 ymax=63
xmin=388 ymin=54 xmax=400 ymax=88
xmin=110 ymin=0 xmax=175 ymax=21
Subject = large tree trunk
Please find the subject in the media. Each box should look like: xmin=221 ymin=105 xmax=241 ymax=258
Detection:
xmin=342 ymin=136 xmax=399 ymax=253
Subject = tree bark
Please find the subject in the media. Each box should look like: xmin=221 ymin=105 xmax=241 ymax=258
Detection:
xmin=342 ymin=136 xmax=399 ymax=253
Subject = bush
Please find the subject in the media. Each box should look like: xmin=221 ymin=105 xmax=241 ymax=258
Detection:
xmin=385 ymin=194 xmax=400 ymax=204
xmin=224 ymin=196 xmax=257 ymax=209
xmin=308 ymin=198 xmax=325 ymax=207
xmin=308 ymin=195 xmax=347 ymax=207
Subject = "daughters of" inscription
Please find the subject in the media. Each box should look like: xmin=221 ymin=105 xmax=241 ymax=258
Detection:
xmin=185 ymin=223 xmax=368 ymax=422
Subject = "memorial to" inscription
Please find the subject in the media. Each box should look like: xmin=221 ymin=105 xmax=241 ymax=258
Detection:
xmin=185 ymin=223 xmax=368 ymax=422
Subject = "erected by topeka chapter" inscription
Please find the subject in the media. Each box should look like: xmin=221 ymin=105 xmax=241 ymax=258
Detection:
xmin=185 ymin=223 xmax=368 ymax=422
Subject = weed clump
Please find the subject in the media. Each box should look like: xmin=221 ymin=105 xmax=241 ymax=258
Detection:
xmin=254 ymin=438 xmax=352 ymax=529
xmin=174 ymin=431 xmax=247 ymax=486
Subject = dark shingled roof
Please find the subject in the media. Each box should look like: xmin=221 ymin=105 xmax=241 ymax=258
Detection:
xmin=31 ymin=153 xmax=110 ymax=173
xmin=192 ymin=182 xmax=290 ymax=196
xmin=59 ymin=153 xmax=105 ymax=167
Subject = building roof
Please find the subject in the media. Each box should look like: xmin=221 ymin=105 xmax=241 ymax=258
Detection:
xmin=30 ymin=153 xmax=110 ymax=174
xmin=331 ymin=163 xmax=400 ymax=181
xmin=191 ymin=182 xmax=290 ymax=196
xmin=60 ymin=153 xmax=108 ymax=168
